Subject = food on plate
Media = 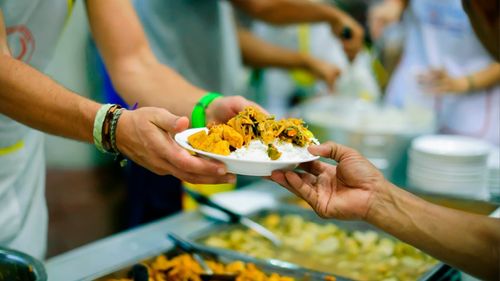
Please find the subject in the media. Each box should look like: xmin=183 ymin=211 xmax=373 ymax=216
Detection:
xmin=105 ymin=253 xmax=325 ymax=281
xmin=202 ymin=214 xmax=438 ymax=281
xmin=187 ymin=107 xmax=317 ymax=160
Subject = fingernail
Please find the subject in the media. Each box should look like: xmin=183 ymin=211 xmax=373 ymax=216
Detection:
xmin=217 ymin=167 xmax=226 ymax=175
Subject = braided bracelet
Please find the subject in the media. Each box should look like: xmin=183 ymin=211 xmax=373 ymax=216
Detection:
xmin=93 ymin=104 xmax=114 ymax=153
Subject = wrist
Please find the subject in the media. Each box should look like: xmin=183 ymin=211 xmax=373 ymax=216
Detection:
xmin=364 ymin=180 xmax=400 ymax=224
xmin=191 ymin=92 xmax=223 ymax=128
xmin=298 ymin=53 xmax=313 ymax=70
xmin=453 ymin=77 xmax=470 ymax=93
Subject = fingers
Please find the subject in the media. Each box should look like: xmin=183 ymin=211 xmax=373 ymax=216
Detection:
xmin=270 ymin=171 xmax=305 ymax=198
xmin=308 ymin=141 xmax=358 ymax=163
xmin=237 ymin=97 xmax=268 ymax=115
xmin=150 ymin=108 xmax=189 ymax=133
xmin=299 ymin=160 xmax=329 ymax=176
xmin=284 ymin=171 xmax=317 ymax=204
xmin=162 ymin=143 xmax=228 ymax=176
xmin=325 ymin=66 xmax=341 ymax=91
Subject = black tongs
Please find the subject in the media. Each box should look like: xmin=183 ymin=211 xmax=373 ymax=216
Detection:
xmin=184 ymin=188 xmax=281 ymax=247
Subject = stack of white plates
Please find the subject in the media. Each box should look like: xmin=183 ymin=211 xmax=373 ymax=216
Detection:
xmin=488 ymin=148 xmax=500 ymax=196
xmin=407 ymin=135 xmax=491 ymax=199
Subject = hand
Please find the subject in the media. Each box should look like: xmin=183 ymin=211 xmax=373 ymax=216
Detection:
xmin=270 ymin=141 xmax=387 ymax=220
xmin=418 ymin=69 xmax=469 ymax=94
xmin=304 ymin=56 xmax=341 ymax=91
xmin=330 ymin=15 xmax=364 ymax=61
xmin=115 ymin=107 xmax=236 ymax=183
xmin=205 ymin=95 xmax=267 ymax=125
xmin=368 ymin=0 xmax=404 ymax=41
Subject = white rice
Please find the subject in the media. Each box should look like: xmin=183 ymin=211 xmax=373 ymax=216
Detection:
xmin=229 ymin=139 xmax=317 ymax=161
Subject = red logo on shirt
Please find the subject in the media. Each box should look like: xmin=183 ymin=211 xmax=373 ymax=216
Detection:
xmin=6 ymin=25 xmax=35 ymax=63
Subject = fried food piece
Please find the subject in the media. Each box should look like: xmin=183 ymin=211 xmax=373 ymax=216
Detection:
xmin=209 ymin=124 xmax=244 ymax=149
xmin=222 ymin=125 xmax=244 ymax=149
xmin=188 ymin=130 xmax=209 ymax=149
xmin=188 ymin=129 xmax=230 ymax=155
xmin=108 ymin=253 xmax=297 ymax=281
xmin=212 ymin=140 xmax=231 ymax=155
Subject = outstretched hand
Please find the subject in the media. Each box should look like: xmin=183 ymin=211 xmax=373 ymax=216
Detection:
xmin=270 ymin=141 xmax=386 ymax=220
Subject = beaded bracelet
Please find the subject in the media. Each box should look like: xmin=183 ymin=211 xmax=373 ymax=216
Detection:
xmin=110 ymin=108 xmax=124 ymax=153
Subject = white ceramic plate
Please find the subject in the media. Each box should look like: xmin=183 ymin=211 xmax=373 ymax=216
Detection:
xmin=411 ymin=135 xmax=492 ymax=160
xmin=175 ymin=128 xmax=320 ymax=176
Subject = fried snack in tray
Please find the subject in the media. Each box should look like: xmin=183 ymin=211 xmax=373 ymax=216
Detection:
xmin=187 ymin=107 xmax=315 ymax=160
xmin=106 ymin=253 xmax=328 ymax=281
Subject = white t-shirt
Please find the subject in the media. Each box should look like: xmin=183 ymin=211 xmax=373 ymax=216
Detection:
xmin=0 ymin=0 xmax=71 ymax=259
xmin=385 ymin=0 xmax=499 ymax=145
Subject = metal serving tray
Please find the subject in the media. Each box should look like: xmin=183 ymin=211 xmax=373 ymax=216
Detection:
xmin=189 ymin=207 xmax=455 ymax=281
xmin=94 ymin=243 xmax=341 ymax=281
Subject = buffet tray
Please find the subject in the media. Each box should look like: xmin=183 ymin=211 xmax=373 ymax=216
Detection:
xmin=94 ymin=241 xmax=340 ymax=281
xmin=188 ymin=207 xmax=454 ymax=281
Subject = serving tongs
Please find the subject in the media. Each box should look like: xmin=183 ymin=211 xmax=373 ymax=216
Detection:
xmin=167 ymin=233 xmax=236 ymax=281
xmin=184 ymin=188 xmax=282 ymax=247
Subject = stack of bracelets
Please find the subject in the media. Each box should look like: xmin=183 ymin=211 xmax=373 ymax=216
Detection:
xmin=93 ymin=104 xmax=126 ymax=166
xmin=92 ymin=92 xmax=222 ymax=168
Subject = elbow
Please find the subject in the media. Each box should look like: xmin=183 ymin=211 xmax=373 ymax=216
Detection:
xmin=106 ymin=46 xmax=156 ymax=82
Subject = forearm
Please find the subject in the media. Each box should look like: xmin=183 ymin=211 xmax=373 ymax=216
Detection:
xmin=85 ymin=0 xmax=205 ymax=119
xmin=367 ymin=182 xmax=500 ymax=280
xmin=0 ymin=55 xmax=99 ymax=142
xmin=468 ymin=63 xmax=500 ymax=91
xmin=232 ymin=0 xmax=345 ymax=28
xmin=104 ymin=54 xmax=204 ymax=119
xmin=238 ymin=28 xmax=309 ymax=69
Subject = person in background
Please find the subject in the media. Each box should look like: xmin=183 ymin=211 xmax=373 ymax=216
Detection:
xmin=271 ymin=2 xmax=500 ymax=279
xmin=373 ymin=0 xmax=500 ymax=145
xmin=0 ymin=0 xmax=258 ymax=259
xmin=120 ymin=0 xmax=363 ymax=226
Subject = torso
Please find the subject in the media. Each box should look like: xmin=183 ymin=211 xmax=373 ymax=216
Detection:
xmin=385 ymin=0 xmax=499 ymax=145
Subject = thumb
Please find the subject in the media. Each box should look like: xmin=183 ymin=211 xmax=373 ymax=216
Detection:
xmin=153 ymin=108 xmax=189 ymax=133
xmin=308 ymin=141 xmax=357 ymax=163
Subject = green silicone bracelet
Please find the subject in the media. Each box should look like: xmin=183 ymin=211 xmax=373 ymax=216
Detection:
xmin=191 ymin=92 xmax=222 ymax=128
xmin=93 ymin=103 xmax=113 ymax=153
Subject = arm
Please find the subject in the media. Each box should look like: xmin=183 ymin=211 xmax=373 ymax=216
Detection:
xmin=0 ymin=55 xmax=99 ymax=143
xmin=0 ymin=10 xmax=232 ymax=183
xmin=238 ymin=28 xmax=340 ymax=89
xmin=370 ymin=181 xmax=500 ymax=280
xmin=85 ymin=0 xmax=204 ymax=119
xmin=270 ymin=142 xmax=500 ymax=280
xmin=85 ymin=0 xmax=261 ymax=126
xmin=231 ymin=0 xmax=364 ymax=60
xmin=418 ymin=63 xmax=500 ymax=94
